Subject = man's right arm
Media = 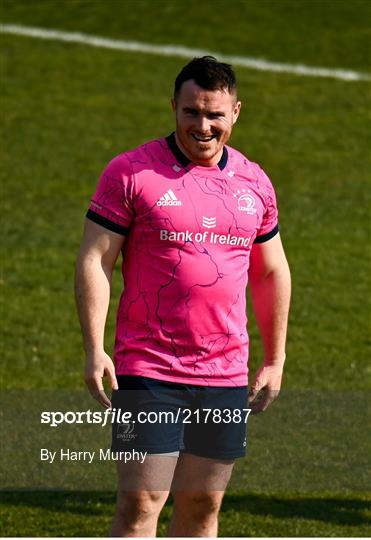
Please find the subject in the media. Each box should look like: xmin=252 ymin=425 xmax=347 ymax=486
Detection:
xmin=75 ymin=219 xmax=125 ymax=408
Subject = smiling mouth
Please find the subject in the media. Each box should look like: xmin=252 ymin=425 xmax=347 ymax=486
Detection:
xmin=191 ymin=134 xmax=216 ymax=142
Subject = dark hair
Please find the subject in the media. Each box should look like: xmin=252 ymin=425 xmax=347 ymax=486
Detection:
xmin=174 ymin=56 xmax=237 ymax=97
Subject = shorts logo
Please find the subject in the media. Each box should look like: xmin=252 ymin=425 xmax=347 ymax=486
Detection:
xmin=117 ymin=422 xmax=137 ymax=441
xmin=202 ymin=216 xmax=216 ymax=229
xmin=233 ymin=189 xmax=257 ymax=215
xmin=157 ymin=189 xmax=182 ymax=206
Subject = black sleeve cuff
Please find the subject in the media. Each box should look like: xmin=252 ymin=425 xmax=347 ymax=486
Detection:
xmin=254 ymin=224 xmax=279 ymax=244
xmin=86 ymin=209 xmax=130 ymax=236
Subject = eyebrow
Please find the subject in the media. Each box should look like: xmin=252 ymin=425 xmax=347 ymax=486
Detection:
xmin=182 ymin=107 xmax=225 ymax=116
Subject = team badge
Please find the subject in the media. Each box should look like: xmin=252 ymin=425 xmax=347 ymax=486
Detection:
xmin=233 ymin=188 xmax=257 ymax=215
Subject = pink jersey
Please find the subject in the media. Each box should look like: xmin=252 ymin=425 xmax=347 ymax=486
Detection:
xmin=87 ymin=134 xmax=278 ymax=386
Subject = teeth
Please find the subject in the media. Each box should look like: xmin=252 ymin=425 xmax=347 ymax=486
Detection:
xmin=193 ymin=134 xmax=214 ymax=141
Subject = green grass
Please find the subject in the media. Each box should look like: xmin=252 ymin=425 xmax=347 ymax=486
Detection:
xmin=1 ymin=35 xmax=369 ymax=390
xmin=1 ymin=0 xmax=371 ymax=536
xmin=1 ymin=491 xmax=370 ymax=537
xmin=1 ymin=0 xmax=371 ymax=72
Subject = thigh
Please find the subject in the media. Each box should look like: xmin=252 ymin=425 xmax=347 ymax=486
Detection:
xmin=171 ymin=453 xmax=235 ymax=492
xmin=116 ymin=454 xmax=178 ymax=492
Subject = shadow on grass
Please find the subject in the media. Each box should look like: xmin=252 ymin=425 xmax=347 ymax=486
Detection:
xmin=1 ymin=490 xmax=369 ymax=527
xmin=221 ymin=493 xmax=370 ymax=527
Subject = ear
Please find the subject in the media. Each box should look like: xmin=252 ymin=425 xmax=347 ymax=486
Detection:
xmin=171 ymin=98 xmax=177 ymax=112
xmin=232 ymin=101 xmax=241 ymax=125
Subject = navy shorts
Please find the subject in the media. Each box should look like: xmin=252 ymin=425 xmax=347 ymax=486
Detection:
xmin=111 ymin=375 xmax=249 ymax=459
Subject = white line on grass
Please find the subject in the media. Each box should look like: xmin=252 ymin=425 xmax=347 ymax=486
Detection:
xmin=1 ymin=23 xmax=370 ymax=82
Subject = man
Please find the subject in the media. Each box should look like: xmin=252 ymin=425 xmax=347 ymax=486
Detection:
xmin=75 ymin=56 xmax=291 ymax=537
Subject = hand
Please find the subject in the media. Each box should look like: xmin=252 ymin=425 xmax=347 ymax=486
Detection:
xmin=84 ymin=350 xmax=118 ymax=408
xmin=248 ymin=364 xmax=283 ymax=414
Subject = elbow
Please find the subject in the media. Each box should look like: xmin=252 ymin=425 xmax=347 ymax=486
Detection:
xmin=75 ymin=251 xmax=114 ymax=288
xmin=249 ymin=259 xmax=291 ymax=288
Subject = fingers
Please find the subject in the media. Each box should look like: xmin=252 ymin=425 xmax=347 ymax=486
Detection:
xmin=248 ymin=369 xmax=265 ymax=404
xmin=91 ymin=388 xmax=112 ymax=409
xmin=85 ymin=353 xmax=118 ymax=408
xmin=248 ymin=364 xmax=282 ymax=414
xmin=85 ymin=375 xmax=112 ymax=408
xmin=248 ymin=381 xmax=262 ymax=404
xmin=249 ymin=388 xmax=278 ymax=415
xmin=106 ymin=364 xmax=119 ymax=391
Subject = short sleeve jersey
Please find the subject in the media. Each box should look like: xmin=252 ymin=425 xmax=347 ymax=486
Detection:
xmin=87 ymin=134 xmax=279 ymax=387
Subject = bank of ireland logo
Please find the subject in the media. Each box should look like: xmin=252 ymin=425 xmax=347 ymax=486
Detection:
xmin=117 ymin=422 xmax=137 ymax=441
xmin=233 ymin=188 xmax=257 ymax=215
xmin=202 ymin=216 xmax=216 ymax=229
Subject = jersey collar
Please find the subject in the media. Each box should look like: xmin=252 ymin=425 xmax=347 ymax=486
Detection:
xmin=166 ymin=132 xmax=228 ymax=171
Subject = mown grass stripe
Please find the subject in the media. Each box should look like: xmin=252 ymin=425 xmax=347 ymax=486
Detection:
xmin=1 ymin=22 xmax=370 ymax=82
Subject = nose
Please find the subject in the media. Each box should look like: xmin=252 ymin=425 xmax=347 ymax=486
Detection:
xmin=195 ymin=115 xmax=211 ymax=133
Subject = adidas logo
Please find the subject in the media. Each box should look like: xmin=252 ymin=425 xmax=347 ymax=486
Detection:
xmin=156 ymin=189 xmax=182 ymax=207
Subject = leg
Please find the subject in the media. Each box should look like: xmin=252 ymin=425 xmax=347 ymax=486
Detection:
xmin=110 ymin=455 xmax=178 ymax=537
xmin=167 ymin=453 xmax=235 ymax=537
xmin=110 ymin=489 xmax=168 ymax=537
xmin=109 ymin=376 xmax=186 ymax=536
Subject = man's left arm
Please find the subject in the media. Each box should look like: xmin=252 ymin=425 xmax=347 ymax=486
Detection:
xmin=248 ymin=233 xmax=291 ymax=414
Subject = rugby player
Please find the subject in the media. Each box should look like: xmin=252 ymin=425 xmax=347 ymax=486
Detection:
xmin=75 ymin=56 xmax=291 ymax=537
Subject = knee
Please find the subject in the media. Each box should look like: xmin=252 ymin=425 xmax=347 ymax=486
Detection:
xmin=173 ymin=491 xmax=223 ymax=519
xmin=116 ymin=490 xmax=165 ymax=525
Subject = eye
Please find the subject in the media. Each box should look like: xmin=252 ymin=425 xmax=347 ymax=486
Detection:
xmin=183 ymin=109 xmax=198 ymax=116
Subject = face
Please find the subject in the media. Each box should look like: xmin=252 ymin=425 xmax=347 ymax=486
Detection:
xmin=172 ymin=79 xmax=241 ymax=166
